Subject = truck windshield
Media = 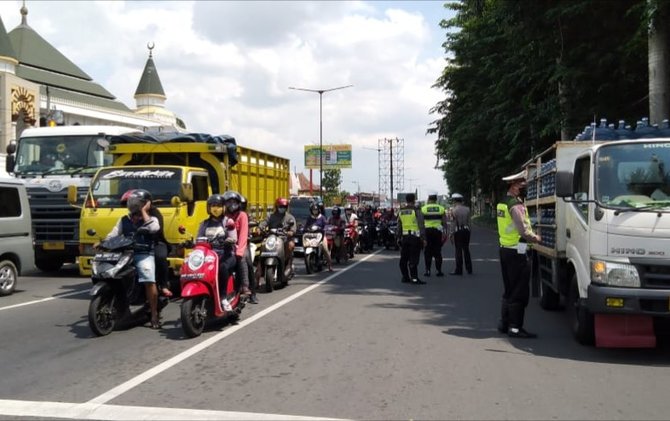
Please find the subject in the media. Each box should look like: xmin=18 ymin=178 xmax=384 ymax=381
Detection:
xmin=596 ymin=142 xmax=670 ymax=208
xmin=90 ymin=168 xmax=183 ymax=208
xmin=14 ymin=135 xmax=113 ymax=176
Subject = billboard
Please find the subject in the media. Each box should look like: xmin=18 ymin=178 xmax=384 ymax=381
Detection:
xmin=304 ymin=144 xmax=352 ymax=169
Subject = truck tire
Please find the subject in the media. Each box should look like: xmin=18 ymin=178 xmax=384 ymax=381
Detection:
xmin=568 ymin=274 xmax=595 ymax=345
xmin=35 ymin=258 xmax=63 ymax=273
xmin=539 ymin=280 xmax=561 ymax=311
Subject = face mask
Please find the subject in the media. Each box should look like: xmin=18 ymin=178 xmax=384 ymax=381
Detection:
xmin=210 ymin=205 xmax=223 ymax=218
xmin=518 ymin=187 xmax=528 ymax=199
xmin=278 ymin=207 xmax=287 ymax=214
xmin=226 ymin=201 xmax=239 ymax=213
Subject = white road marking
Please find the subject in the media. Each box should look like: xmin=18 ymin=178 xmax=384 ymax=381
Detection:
xmin=86 ymin=249 xmax=383 ymax=407
xmin=0 ymin=289 xmax=87 ymax=311
xmin=0 ymin=399 xmax=346 ymax=420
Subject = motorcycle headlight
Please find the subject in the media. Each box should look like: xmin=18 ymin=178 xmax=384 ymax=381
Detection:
xmin=591 ymin=260 xmax=640 ymax=287
xmin=265 ymin=236 xmax=278 ymax=251
xmin=187 ymin=250 xmax=206 ymax=271
xmin=107 ymin=253 xmax=132 ymax=278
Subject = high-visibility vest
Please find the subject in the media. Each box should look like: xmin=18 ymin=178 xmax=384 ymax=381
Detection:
xmin=421 ymin=203 xmax=445 ymax=229
xmin=398 ymin=208 xmax=419 ymax=234
xmin=496 ymin=196 xmax=530 ymax=247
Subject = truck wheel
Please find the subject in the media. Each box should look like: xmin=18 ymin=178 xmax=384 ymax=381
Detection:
xmin=539 ymin=280 xmax=560 ymax=311
xmin=0 ymin=259 xmax=18 ymax=296
xmin=35 ymin=258 xmax=63 ymax=273
xmin=568 ymin=274 xmax=595 ymax=345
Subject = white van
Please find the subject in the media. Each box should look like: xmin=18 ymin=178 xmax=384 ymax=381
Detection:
xmin=0 ymin=178 xmax=34 ymax=296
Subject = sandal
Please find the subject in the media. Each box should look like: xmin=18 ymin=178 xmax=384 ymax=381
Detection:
xmin=150 ymin=319 xmax=162 ymax=330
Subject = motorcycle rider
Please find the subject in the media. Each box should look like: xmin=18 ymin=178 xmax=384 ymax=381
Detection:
xmin=262 ymin=197 xmax=297 ymax=278
xmin=222 ymin=191 xmax=251 ymax=297
xmin=105 ymin=189 xmax=161 ymax=329
xmin=240 ymin=195 xmax=259 ymax=304
xmin=305 ymin=202 xmax=333 ymax=271
xmin=197 ymin=194 xmax=238 ymax=305
xmin=327 ymin=206 xmax=347 ymax=262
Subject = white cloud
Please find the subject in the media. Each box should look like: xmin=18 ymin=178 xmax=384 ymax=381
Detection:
xmin=0 ymin=0 xmax=451 ymax=198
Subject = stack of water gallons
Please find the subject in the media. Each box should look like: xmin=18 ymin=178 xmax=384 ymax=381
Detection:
xmin=574 ymin=117 xmax=670 ymax=141
xmin=527 ymin=166 xmax=538 ymax=198
xmin=539 ymin=159 xmax=557 ymax=197
xmin=539 ymin=208 xmax=556 ymax=249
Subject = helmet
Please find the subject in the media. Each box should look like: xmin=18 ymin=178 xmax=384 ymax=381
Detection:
xmin=275 ymin=197 xmax=288 ymax=208
xmin=332 ymin=206 xmax=341 ymax=217
xmin=127 ymin=189 xmax=151 ymax=214
xmin=222 ymin=190 xmax=242 ymax=214
xmin=451 ymin=193 xmax=464 ymax=201
xmin=428 ymin=194 xmax=438 ymax=202
xmin=344 ymin=204 xmax=353 ymax=212
xmin=309 ymin=202 xmax=320 ymax=216
xmin=317 ymin=201 xmax=325 ymax=214
xmin=120 ymin=189 xmax=135 ymax=206
xmin=240 ymin=195 xmax=248 ymax=212
xmin=206 ymin=194 xmax=225 ymax=218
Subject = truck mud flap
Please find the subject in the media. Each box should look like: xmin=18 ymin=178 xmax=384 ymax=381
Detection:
xmin=595 ymin=314 xmax=656 ymax=348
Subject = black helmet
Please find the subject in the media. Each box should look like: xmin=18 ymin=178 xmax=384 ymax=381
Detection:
xmin=309 ymin=202 xmax=320 ymax=216
xmin=317 ymin=201 xmax=325 ymax=215
xmin=240 ymin=195 xmax=248 ymax=211
xmin=222 ymin=190 xmax=242 ymax=214
xmin=127 ymin=189 xmax=151 ymax=214
xmin=206 ymin=194 xmax=225 ymax=217
xmin=332 ymin=206 xmax=341 ymax=217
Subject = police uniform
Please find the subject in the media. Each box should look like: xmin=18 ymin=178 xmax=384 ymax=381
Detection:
xmin=496 ymin=170 xmax=540 ymax=338
xmin=397 ymin=194 xmax=426 ymax=284
xmin=421 ymin=196 xmax=447 ymax=276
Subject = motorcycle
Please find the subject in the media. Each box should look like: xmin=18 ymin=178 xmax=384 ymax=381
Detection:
xmin=87 ymin=228 xmax=168 ymax=337
xmin=344 ymin=223 xmax=357 ymax=258
xmin=259 ymin=222 xmax=294 ymax=292
xmin=303 ymin=224 xmax=326 ymax=274
xmin=180 ymin=235 xmax=246 ymax=338
xmin=381 ymin=220 xmax=400 ymax=250
xmin=358 ymin=222 xmax=374 ymax=253
xmin=326 ymin=224 xmax=348 ymax=264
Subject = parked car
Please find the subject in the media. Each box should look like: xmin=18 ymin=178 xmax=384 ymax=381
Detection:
xmin=0 ymin=178 xmax=35 ymax=296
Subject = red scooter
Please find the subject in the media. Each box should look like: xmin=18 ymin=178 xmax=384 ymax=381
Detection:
xmin=325 ymin=224 xmax=348 ymax=264
xmin=180 ymin=236 xmax=246 ymax=338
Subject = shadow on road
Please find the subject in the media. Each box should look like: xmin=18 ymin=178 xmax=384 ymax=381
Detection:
xmin=321 ymin=226 xmax=670 ymax=367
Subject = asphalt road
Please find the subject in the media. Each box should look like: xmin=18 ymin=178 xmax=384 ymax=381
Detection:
xmin=1 ymin=226 xmax=670 ymax=420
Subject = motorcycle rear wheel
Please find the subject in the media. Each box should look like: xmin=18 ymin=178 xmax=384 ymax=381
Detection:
xmin=265 ymin=266 xmax=276 ymax=293
xmin=181 ymin=296 xmax=208 ymax=338
xmin=88 ymin=294 xmax=117 ymax=337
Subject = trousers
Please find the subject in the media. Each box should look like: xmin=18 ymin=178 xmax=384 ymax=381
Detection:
xmin=424 ymin=228 xmax=443 ymax=272
xmin=453 ymin=229 xmax=472 ymax=274
xmin=399 ymin=235 xmax=422 ymax=280
xmin=499 ymin=247 xmax=531 ymax=329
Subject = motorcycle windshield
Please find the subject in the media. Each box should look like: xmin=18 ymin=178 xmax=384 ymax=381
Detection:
xmin=101 ymin=236 xmax=134 ymax=250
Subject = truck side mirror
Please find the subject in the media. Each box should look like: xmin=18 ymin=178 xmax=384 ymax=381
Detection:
xmin=67 ymin=185 xmax=79 ymax=205
xmin=5 ymin=155 xmax=14 ymax=173
xmin=556 ymin=171 xmax=574 ymax=198
xmin=179 ymin=183 xmax=194 ymax=202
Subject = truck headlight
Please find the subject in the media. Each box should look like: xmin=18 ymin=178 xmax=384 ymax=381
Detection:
xmin=591 ymin=260 xmax=640 ymax=287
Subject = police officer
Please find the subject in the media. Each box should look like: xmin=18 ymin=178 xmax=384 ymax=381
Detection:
xmin=421 ymin=194 xmax=448 ymax=277
xmin=497 ymin=170 xmax=541 ymax=339
xmin=449 ymin=193 xmax=472 ymax=275
xmin=397 ymin=193 xmax=427 ymax=284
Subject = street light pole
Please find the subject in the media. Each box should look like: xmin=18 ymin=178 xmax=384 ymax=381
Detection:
xmin=351 ymin=181 xmax=360 ymax=206
xmin=289 ymin=84 xmax=353 ymax=200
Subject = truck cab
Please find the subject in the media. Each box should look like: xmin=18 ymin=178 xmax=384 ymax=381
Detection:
xmin=6 ymin=126 xmax=143 ymax=272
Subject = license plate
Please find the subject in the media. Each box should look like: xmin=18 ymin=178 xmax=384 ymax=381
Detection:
xmin=43 ymin=242 xmax=65 ymax=250
xmin=260 ymin=252 xmax=276 ymax=257
xmin=294 ymin=247 xmax=304 ymax=253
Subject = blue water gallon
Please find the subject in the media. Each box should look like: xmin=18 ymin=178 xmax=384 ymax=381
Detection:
xmin=635 ymin=117 xmax=660 ymax=138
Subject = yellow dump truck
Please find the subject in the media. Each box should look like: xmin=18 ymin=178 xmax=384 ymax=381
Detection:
xmin=69 ymin=132 xmax=289 ymax=277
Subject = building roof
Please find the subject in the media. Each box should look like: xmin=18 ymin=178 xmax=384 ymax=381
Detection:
xmin=8 ymin=5 xmax=118 ymax=100
xmin=134 ymin=48 xmax=165 ymax=98
xmin=42 ymin=86 xmax=131 ymax=112
xmin=0 ymin=16 xmax=18 ymax=64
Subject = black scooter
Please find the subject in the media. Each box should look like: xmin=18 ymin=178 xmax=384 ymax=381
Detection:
xmin=87 ymin=228 xmax=168 ymax=336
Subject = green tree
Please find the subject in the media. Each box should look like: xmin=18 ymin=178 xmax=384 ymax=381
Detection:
xmin=429 ymin=0 xmax=648 ymax=203
xmin=322 ymin=169 xmax=342 ymax=205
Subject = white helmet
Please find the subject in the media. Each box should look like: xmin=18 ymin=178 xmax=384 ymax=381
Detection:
xmin=451 ymin=193 xmax=464 ymax=201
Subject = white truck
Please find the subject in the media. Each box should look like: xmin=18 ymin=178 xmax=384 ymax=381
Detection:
xmin=524 ymin=139 xmax=670 ymax=347
xmin=5 ymin=125 xmax=142 ymax=272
